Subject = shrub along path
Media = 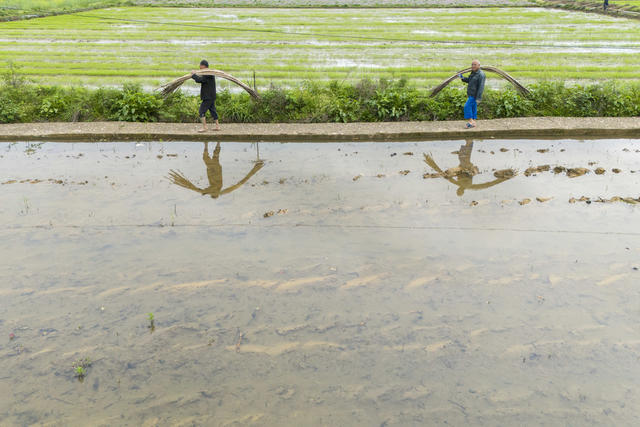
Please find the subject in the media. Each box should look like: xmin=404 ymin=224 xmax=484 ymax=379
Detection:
xmin=1 ymin=117 xmax=638 ymax=142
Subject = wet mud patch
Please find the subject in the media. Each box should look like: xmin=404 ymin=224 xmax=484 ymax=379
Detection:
xmin=524 ymin=165 xmax=550 ymax=176
xmin=493 ymin=168 xmax=517 ymax=179
xmin=566 ymin=167 xmax=590 ymax=178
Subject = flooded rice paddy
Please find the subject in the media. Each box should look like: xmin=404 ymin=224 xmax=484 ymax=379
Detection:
xmin=2 ymin=7 xmax=640 ymax=87
xmin=1 ymin=138 xmax=640 ymax=426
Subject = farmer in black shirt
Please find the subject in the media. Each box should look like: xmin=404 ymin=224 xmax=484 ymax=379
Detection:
xmin=191 ymin=60 xmax=219 ymax=132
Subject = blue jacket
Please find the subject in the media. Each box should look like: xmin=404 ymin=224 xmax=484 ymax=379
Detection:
xmin=462 ymin=70 xmax=486 ymax=100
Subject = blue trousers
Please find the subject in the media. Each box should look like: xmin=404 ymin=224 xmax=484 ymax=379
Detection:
xmin=464 ymin=96 xmax=477 ymax=120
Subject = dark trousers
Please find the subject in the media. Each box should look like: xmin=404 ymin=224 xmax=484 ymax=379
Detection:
xmin=199 ymin=99 xmax=218 ymax=120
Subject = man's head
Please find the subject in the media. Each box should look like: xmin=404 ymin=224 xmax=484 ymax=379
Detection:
xmin=471 ymin=60 xmax=480 ymax=72
xmin=199 ymin=59 xmax=209 ymax=69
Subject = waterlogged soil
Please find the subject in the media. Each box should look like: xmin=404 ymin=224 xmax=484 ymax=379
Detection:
xmin=1 ymin=139 xmax=640 ymax=426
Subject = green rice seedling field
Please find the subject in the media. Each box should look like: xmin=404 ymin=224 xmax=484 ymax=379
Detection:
xmin=575 ymin=0 xmax=640 ymax=8
xmin=1 ymin=6 xmax=639 ymax=90
xmin=0 ymin=0 xmax=534 ymax=20
xmin=0 ymin=0 xmax=121 ymax=19
xmin=612 ymin=0 xmax=640 ymax=6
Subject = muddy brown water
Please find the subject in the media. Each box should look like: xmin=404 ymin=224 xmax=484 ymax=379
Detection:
xmin=1 ymin=139 xmax=640 ymax=426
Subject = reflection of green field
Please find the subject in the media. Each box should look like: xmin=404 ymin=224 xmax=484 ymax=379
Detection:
xmin=1 ymin=6 xmax=639 ymax=88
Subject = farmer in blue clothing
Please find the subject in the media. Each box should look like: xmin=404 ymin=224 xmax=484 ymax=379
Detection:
xmin=191 ymin=59 xmax=220 ymax=132
xmin=459 ymin=60 xmax=486 ymax=129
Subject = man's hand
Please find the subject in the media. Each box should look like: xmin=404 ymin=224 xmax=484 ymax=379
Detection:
xmin=458 ymin=73 xmax=463 ymax=79
xmin=191 ymin=70 xmax=198 ymax=75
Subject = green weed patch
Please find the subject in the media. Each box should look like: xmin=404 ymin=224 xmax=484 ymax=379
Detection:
xmin=1 ymin=76 xmax=638 ymax=124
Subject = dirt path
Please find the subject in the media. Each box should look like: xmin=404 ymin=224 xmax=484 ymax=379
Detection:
xmin=0 ymin=117 xmax=638 ymax=142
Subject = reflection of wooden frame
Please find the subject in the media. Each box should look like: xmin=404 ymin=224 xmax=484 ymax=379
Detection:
xmin=423 ymin=140 xmax=514 ymax=196
xmin=167 ymin=142 xmax=264 ymax=198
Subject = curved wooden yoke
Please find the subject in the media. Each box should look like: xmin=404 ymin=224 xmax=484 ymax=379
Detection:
xmin=159 ymin=69 xmax=260 ymax=99
xmin=430 ymin=65 xmax=530 ymax=98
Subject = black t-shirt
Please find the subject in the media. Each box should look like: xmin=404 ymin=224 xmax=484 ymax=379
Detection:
xmin=192 ymin=74 xmax=216 ymax=101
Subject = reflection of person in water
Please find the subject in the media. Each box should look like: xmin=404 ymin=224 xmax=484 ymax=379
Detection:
xmin=424 ymin=139 xmax=513 ymax=196
xmin=168 ymin=142 xmax=264 ymax=198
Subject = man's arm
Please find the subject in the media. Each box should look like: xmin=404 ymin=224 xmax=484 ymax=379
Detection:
xmin=191 ymin=72 xmax=205 ymax=83
xmin=460 ymin=74 xmax=469 ymax=83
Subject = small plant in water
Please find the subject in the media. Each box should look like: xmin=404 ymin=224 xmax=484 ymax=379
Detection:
xmin=21 ymin=198 xmax=30 ymax=215
xmin=147 ymin=312 xmax=155 ymax=332
xmin=72 ymin=357 xmax=92 ymax=382
xmin=75 ymin=366 xmax=86 ymax=378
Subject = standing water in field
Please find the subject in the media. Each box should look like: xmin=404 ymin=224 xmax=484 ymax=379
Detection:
xmin=1 ymin=139 xmax=640 ymax=425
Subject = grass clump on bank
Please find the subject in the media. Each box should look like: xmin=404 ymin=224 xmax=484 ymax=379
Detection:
xmin=1 ymin=68 xmax=639 ymax=124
